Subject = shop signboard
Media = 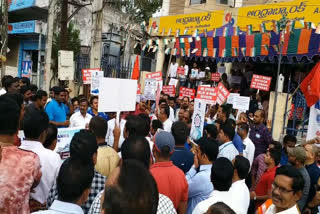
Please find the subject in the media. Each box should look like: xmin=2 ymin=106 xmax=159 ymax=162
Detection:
xmin=179 ymin=87 xmax=196 ymax=100
xmin=8 ymin=20 xmax=36 ymax=34
xmin=250 ymin=74 xmax=272 ymax=91
xmin=8 ymin=0 xmax=35 ymax=12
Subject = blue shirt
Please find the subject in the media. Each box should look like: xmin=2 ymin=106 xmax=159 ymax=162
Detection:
xmin=233 ymin=133 xmax=244 ymax=154
xmin=87 ymin=109 xmax=109 ymax=121
xmin=184 ymin=142 xmax=192 ymax=151
xmin=170 ymin=147 xmax=194 ymax=174
xmin=45 ymin=99 xmax=67 ymax=123
xmin=280 ymin=149 xmax=288 ymax=166
xmin=186 ymin=164 xmax=213 ymax=214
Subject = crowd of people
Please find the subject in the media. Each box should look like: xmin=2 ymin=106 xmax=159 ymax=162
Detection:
xmin=0 ymin=74 xmax=320 ymax=214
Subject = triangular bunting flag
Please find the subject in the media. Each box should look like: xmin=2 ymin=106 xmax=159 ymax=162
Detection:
xmin=241 ymin=47 xmax=246 ymax=56
xmin=193 ymin=29 xmax=199 ymax=37
xmin=191 ymin=48 xmax=199 ymax=54
xmin=213 ymin=48 xmax=217 ymax=58
xmin=148 ymin=26 xmax=152 ymax=34
xmin=203 ymin=48 xmax=208 ymax=57
xmin=180 ymin=38 xmax=185 ymax=43
xmin=180 ymin=48 xmax=185 ymax=56
xmin=250 ymin=47 xmax=256 ymax=57
xmin=262 ymin=44 xmax=269 ymax=51
xmin=222 ymin=27 xmax=228 ymax=37
xmin=272 ymin=45 xmax=280 ymax=53
xmin=273 ymin=21 xmax=280 ymax=34
xmin=167 ymin=28 xmax=172 ymax=36
xmin=260 ymin=23 xmax=266 ymax=33
xmin=234 ymin=27 xmax=240 ymax=36
xmin=154 ymin=26 xmax=159 ymax=34
xmin=164 ymin=39 xmax=169 ymax=46
xmin=184 ymin=28 xmax=188 ymax=35
xmin=204 ymin=29 xmax=207 ymax=37
xmin=233 ymin=48 xmax=238 ymax=56
xmin=148 ymin=39 xmax=153 ymax=46
xmin=247 ymin=25 xmax=253 ymax=35
xmin=152 ymin=46 xmax=158 ymax=53
xmin=221 ymin=49 xmax=226 ymax=57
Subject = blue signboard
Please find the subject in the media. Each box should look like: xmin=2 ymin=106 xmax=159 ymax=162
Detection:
xmin=8 ymin=0 xmax=35 ymax=12
xmin=8 ymin=21 xmax=36 ymax=34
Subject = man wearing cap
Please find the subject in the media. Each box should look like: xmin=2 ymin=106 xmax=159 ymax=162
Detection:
xmin=151 ymin=131 xmax=188 ymax=214
xmin=287 ymin=146 xmax=311 ymax=211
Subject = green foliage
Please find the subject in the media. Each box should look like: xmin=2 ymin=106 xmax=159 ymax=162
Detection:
xmin=118 ymin=0 xmax=162 ymax=23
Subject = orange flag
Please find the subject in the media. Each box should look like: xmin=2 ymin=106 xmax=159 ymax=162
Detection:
xmin=301 ymin=62 xmax=320 ymax=107
xmin=132 ymin=55 xmax=140 ymax=80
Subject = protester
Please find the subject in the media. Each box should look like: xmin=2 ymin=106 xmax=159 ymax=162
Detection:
xmin=105 ymin=112 xmax=126 ymax=149
xmin=71 ymin=97 xmax=80 ymax=112
xmin=87 ymin=96 xmax=108 ymax=120
xmin=0 ymin=95 xmax=42 ymax=213
xmin=177 ymin=108 xmax=185 ymax=122
xmin=89 ymin=116 xmax=119 ymax=177
xmin=183 ymin=110 xmax=192 ymax=128
xmin=150 ymin=119 xmax=163 ymax=138
xmin=25 ymin=90 xmax=48 ymax=115
xmin=280 ymin=134 xmax=297 ymax=166
xmin=20 ymin=110 xmax=62 ymax=211
xmin=89 ymin=135 xmax=177 ymax=214
xmin=251 ymin=148 xmax=281 ymax=208
xmin=171 ymin=121 xmax=194 ymax=173
xmin=0 ymin=75 xmax=11 ymax=95
xmin=304 ymin=177 xmax=320 ymax=213
xmin=69 ymin=98 xmax=92 ymax=128
xmin=192 ymin=157 xmax=235 ymax=214
xmin=229 ymin=155 xmax=251 ymax=214
xmin=102 ymin=160 xmax=159 ymax=214
xmin=217 ymin=123 xmax=239 ymax=161
xmin=43 ymin=124 xmax=58 ymax=151
xmin=227 ymin=118 xmax=244 ymax=154
xmin=287 ymin=146 xmax=311 ymax=211
xmin=186 ymin=138 xmax=219 ymax=214
xmin=47 ymin=130 xmax=106 ymax=213
xmin=35 ymin=158 xmax=94 ymax=214
xmin=3 ymin=75 xmax=20 ymax=93
xmin=237 ymin=122 xmax=255 ymax=168
xmin=45 ymin=87 xmax=69 ymax=127
xmin=257 ymin=165 xmax=304 ymax=214
xmin=20 ymin=77 xmax=30 ymax=87
xmin=159 ymin=104 xmax=173 ymax=132
xmin=151 ymin=131 xmax=188 ymax=213
xmin=175 ymin=96 xmax=190 ymax=121
xmin=304 ymin=144 xmax=320 ymax=211
xmin=203 ymin=124 xmax=218 ymax=140
xmin=206 ymin=202 xmax=236 ymax=214
xmin=20 ymin=85 xmax=33 ymax=105
xmin=249 ymin=109 xmax=273 ymax=158
xmin=160 ymin=98 xmax=175 ymax=122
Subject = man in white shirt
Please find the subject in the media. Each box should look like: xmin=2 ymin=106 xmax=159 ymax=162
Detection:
xmin=159 ymin=104 xmax=172 ymax=132
xmin=237 ymin=122 xmax=255 ymax=169
xmin=20 ymin=111 xmax=62 ymax=206
xmin=217 ymin=124 xmax=239 ymax=161
xmin=34 ymin=158 xmax=94 ymax=214
xmin=229 ymin=155 xmax=250 ymax=214
xmin=192 ymin=157 xmax=235 ymax=214
xmin=169 ymin=59 xmax=179 ymax=79
xmin=105 ymin=116 xmax=126 ymax=148
xmin=69 ymin=98 xmax=92 ymax=128
xmin=257 ymin=165 xmax=304 ymax=214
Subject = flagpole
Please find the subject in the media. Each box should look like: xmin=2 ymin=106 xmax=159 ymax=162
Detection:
xmin=271 ymin=15 xmax=287 ymax=135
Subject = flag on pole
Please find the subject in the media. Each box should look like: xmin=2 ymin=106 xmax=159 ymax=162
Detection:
xmin=131 ymin=55 xmax=139 ymax=80
xmin=260 ymin=23 xmax=266 ymax=33
xmin=176 ymin=29 xmax=180 ymax=37
xmin=300 ymin=62 xmax=320 ymax=107
xmin=193 ymin=29 xmax=199 ymax=37
xmin=247 ymin=25 xmax=253 ymax=35
xmin=316 ymin=24 xmax=320 ymax=34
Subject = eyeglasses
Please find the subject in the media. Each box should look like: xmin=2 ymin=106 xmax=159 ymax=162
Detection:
xmin=272 ymin=182 xmax=294 ymax=194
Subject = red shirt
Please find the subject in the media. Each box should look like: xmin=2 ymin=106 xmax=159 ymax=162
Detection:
xmin=150 ymin=161 xmax=188 ymax=209
xmin=255 ymin=166 xmax=277 ymax=207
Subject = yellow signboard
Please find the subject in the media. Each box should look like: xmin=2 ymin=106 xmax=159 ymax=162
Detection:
xmin=150 ymin=11 xmax=224 ymax=36
xmin=237 ymin=0 xmax=320 ymax=31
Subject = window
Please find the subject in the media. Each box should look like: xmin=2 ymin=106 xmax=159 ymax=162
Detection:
xmin=216 ymin=0 xmax=228 ymax=4
xmin=190 ymin=0 xmax=206 ymax=5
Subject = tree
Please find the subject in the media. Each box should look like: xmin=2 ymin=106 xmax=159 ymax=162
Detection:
xmin=114 ymin=0 xmax=162 ymax=23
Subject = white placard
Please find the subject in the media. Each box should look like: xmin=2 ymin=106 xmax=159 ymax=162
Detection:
xmin=144 ymin=78 xmax=157 ymax=100
xmin=169 ymin=78 xmax=178 ymax=87
xmin=55 ymin=127 xmax=81 ymax=159
xmin=198 ymin=71 xmax=206 ymax=78
xmin=233 ymin=96 xmax=250 ymax=111
xmin=227 ymin=93 xmax=240 ymax=105
xmin=190 ymin=99 xmax=206 ymax=141
xmin=98 ymin=78 xmax=138 ymax=112
xmin=306 ymin=102 xmax=320 ymax=141
xmin=218 ymin=67 xmax=226 ymax=74
xmin=91 ymin=70 xmax=104 ymax=95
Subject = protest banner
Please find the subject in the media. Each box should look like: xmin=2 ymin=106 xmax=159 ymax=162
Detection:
xmin=179 ymin=87 xmax=196 ymax=100
xmin=162 ymin=85 xmax=176 ymax=97
xmin=233 ymin=96 xmax=250 ymax=111
xmin=196 ymin=86 xmax=217 ymax=105
xmin=211 ymin=73 xmax=221 ymax=82
xmin=98 ymin=78 xmax=138 ymax=112
xmin=250 ymin=74 xmax=272 ymax=91
xmin=306 ymin=101 xmax=320 ymax=141
xmin=55 ymin=128 xmax=81 ymax=159
xmin=190 ymin=99 xmax=206 ymax=141
xmin=144 ymin=78 xmax=157 ymax=100
xmin=146 ymin=71 xmax=162 ymax=81
xmin=216 ymin=83 xmax=230 ymax=105
xmin=169 ymin=78 xmax=179 ymax=87
xmin=91 ymin=70 xmax=104 ymax=95
xmin=227 ymin=93 xmax=240 ymax=105
xmin=177 ymin=67 xmax=185 ymax=76
xmin=82 ymin=68 xmax=100 ymax=85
